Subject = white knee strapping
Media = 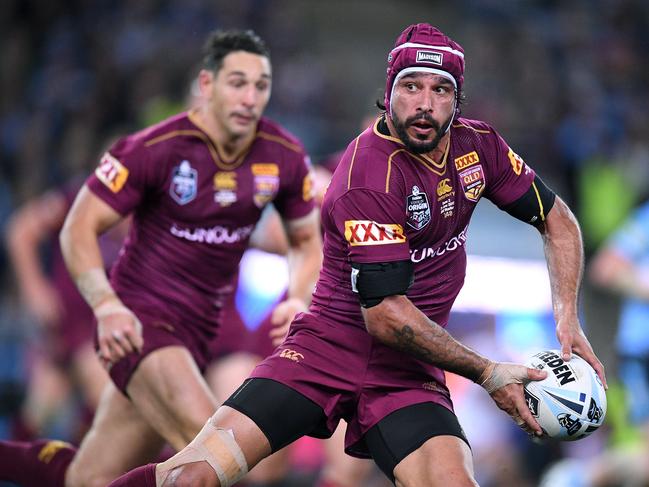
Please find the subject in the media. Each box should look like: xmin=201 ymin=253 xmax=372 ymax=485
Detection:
xmin=157 ymin=419 xmax=249 ymax=486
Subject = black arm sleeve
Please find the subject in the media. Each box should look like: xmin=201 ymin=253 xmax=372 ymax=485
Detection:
xmin=351 ymin=260 xmax=414 ymax=308
xmin=501 ymin=175 xmax=556 ymax=227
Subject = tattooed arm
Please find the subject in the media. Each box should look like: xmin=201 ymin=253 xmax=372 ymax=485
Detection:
xmin=364 ymin=295 xmax=488 ymax=381
xmin=362 ymin=294 xmax=546 ymax=435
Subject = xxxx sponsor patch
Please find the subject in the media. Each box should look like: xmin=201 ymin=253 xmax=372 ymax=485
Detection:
xmin=344 ymin=220 xmax=406 ymax=246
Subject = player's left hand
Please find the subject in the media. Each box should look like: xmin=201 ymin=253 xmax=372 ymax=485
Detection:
xmin=269 ymin=297 xmax=308 ymax=346
xmin=556 ymin=318 xmax=607 ymax=389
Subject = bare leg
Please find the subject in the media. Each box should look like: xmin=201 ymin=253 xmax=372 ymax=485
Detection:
xmin=127 ymin=346 xmax=218 ymax=450
xmin=320 ymin=422 xmax=373 ymax=487
xmin=67 ymin=346 xmax=218 ymax=487
xmin=70 ymin=342 xmax=109 ymax=411
xmin=393 ymin=436 xmax=477 ymax=487
xmin=65 ymin=383 xmax=165 ymax=487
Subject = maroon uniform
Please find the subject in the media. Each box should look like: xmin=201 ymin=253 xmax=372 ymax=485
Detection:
xmin=86 ymin=110 xmax=314 ymax=392
xmin=252 ymin=115 xmax=535 ymax=456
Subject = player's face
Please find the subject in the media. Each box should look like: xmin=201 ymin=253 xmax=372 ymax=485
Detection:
xmin=207 ymin=51 xmax=272 ymax=138
xmin=390 ymin=73 xmax=455 ymax=154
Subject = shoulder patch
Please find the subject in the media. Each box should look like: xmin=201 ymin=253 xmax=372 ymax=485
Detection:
xmin=95 ymin=152 xmax=129 ymax=193
xmin=507 ymin=147 xmax=525 ymax=176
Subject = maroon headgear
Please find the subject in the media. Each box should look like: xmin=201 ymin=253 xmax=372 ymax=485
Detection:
xmin=384 ymin=23 xmax=465 ymax=118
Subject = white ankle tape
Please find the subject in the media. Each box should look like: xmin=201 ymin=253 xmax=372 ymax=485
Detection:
xmin=158 ymin=419 xmax=248 ymax=487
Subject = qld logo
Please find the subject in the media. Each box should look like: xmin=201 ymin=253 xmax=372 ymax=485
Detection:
xmin=169 ymin=160 xmax=197 ymax=205
xmin=406 ymin=186 xmax=431 ymax=230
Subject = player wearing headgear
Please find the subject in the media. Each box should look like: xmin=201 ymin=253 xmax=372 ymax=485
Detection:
xmin=109 ymin=23 xmax=607 ymax=487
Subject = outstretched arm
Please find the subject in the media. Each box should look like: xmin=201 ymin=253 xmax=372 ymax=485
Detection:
xmin=539 ymin=196 xmax=607 ymax=388
xmin=363 ymin=295 xmax=546 ymax=435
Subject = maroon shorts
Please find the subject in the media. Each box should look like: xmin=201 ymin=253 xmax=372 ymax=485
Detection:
xmin=250 ymin=312 xmax=454 ymax=457
xmin=105 ymin=310 xmax=213 ymax=395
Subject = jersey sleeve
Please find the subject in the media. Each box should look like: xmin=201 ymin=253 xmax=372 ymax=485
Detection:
xmin=329 ymin=188 xmax=410 ymax=263
xmin=85 ymin=136 xmax=156 ymax=216
xmin=484 ymin=129 xmax=537 ymax=208
xmin=273 ymin=149 xmax=316 ymax=221
xmin=609 ymin=204 xmax=649 ymax=261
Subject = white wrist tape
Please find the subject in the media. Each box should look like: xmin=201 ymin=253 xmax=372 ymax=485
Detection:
xmin=157 ymin=418 xmax=249 ymax=487
xmin=75 ymin=268 xmax=116 ymax=309
xmin=94 ymin=301 xmax=132 ymax=320
xmin=479 ymin=362 xmax=526 ymax=394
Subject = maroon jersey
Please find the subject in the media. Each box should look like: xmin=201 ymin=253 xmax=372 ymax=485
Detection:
xmin=312 ymin=115 xmax=534 ymax=328
xmin=86 ymin=110 xmax=314 ymax=340
xmin=251 ymin=115 xmax=537 ymax=455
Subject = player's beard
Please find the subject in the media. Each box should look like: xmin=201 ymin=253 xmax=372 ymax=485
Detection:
xmin=392 ymin=112 xmax=453 ymax=154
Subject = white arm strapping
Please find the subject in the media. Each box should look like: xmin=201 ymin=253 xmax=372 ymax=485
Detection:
xmin=75 ymin=268 xmax=117 ymax=309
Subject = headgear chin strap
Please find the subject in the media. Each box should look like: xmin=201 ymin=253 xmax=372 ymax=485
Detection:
xmin=385 ymin=24 xmax=465 ymax=119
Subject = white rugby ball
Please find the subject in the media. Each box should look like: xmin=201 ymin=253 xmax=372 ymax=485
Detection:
xmin=524 ymin=350 xmax=606 ymax=440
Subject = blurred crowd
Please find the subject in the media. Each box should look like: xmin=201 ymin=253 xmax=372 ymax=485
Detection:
xmin=1 ymin=0 xmax=648 ymax=486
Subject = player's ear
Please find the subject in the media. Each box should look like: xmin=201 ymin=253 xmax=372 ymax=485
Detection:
xmin=197 ymin=69 xmax=215 ymax=99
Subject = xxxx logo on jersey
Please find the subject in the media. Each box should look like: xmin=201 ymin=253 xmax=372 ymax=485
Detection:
xmin=344 ymin=220 xmax=406 ymax=246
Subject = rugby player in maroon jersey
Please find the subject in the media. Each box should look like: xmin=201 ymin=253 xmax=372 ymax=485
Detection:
xmin=110 ymin=23 xmax=606 ymax=487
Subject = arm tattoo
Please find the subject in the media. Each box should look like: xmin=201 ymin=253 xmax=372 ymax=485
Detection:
xmin=391 ymin=323 xmax=485 ymax=382
xmin=392 ymin=325 xmax=434 ymax=362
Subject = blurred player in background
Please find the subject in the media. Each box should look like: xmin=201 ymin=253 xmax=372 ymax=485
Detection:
xmin=0 ymin=28 xmax=321 ymax=487
xmin=6 ymin=180 xmax=125 ymax=440
xmin=111 ymin=23 xmax=606 ymax=487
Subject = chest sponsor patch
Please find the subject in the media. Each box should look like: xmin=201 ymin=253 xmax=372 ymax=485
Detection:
xmin=406 ymin=185 xmax=431 ymax=230
xmin=169 ymin=160 xmax=197 ymax=205
xmin=459 ymin=165 xmax=485 ymax=202
xmin=344 ymin=220 xmax=406 ymax=246
xmin=95 ymin=152 xmax=129 ymax=193
xmin=454 ymin=151 xmax=480 ymax=171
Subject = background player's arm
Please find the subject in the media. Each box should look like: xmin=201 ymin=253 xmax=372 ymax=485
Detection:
xmin=60 ymin=185 xmax=143 ymax=365
xmin=269 ymin=208 xmax=322 ymax=344
xmin=6 ymin=191 xmax=68 ymax=326
xmin=249 ymin=206 xmax=289 ymax=256
xmin=591 ymin=249 xmax=649 ymax=301
xmin=538 ymin=197 xmax=607 ymax=387
xmin=362 ymin=294 xmax=546 ymax=435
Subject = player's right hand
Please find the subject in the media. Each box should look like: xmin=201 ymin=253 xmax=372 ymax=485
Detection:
xmin=479 ymin=361 xmax=547 ymax=436
xmin=95 ymin=301 xmax=143 ymax=369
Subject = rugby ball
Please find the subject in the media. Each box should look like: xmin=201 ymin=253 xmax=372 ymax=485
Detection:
xmin=524 ymin=350 xmax=606 ymax=440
